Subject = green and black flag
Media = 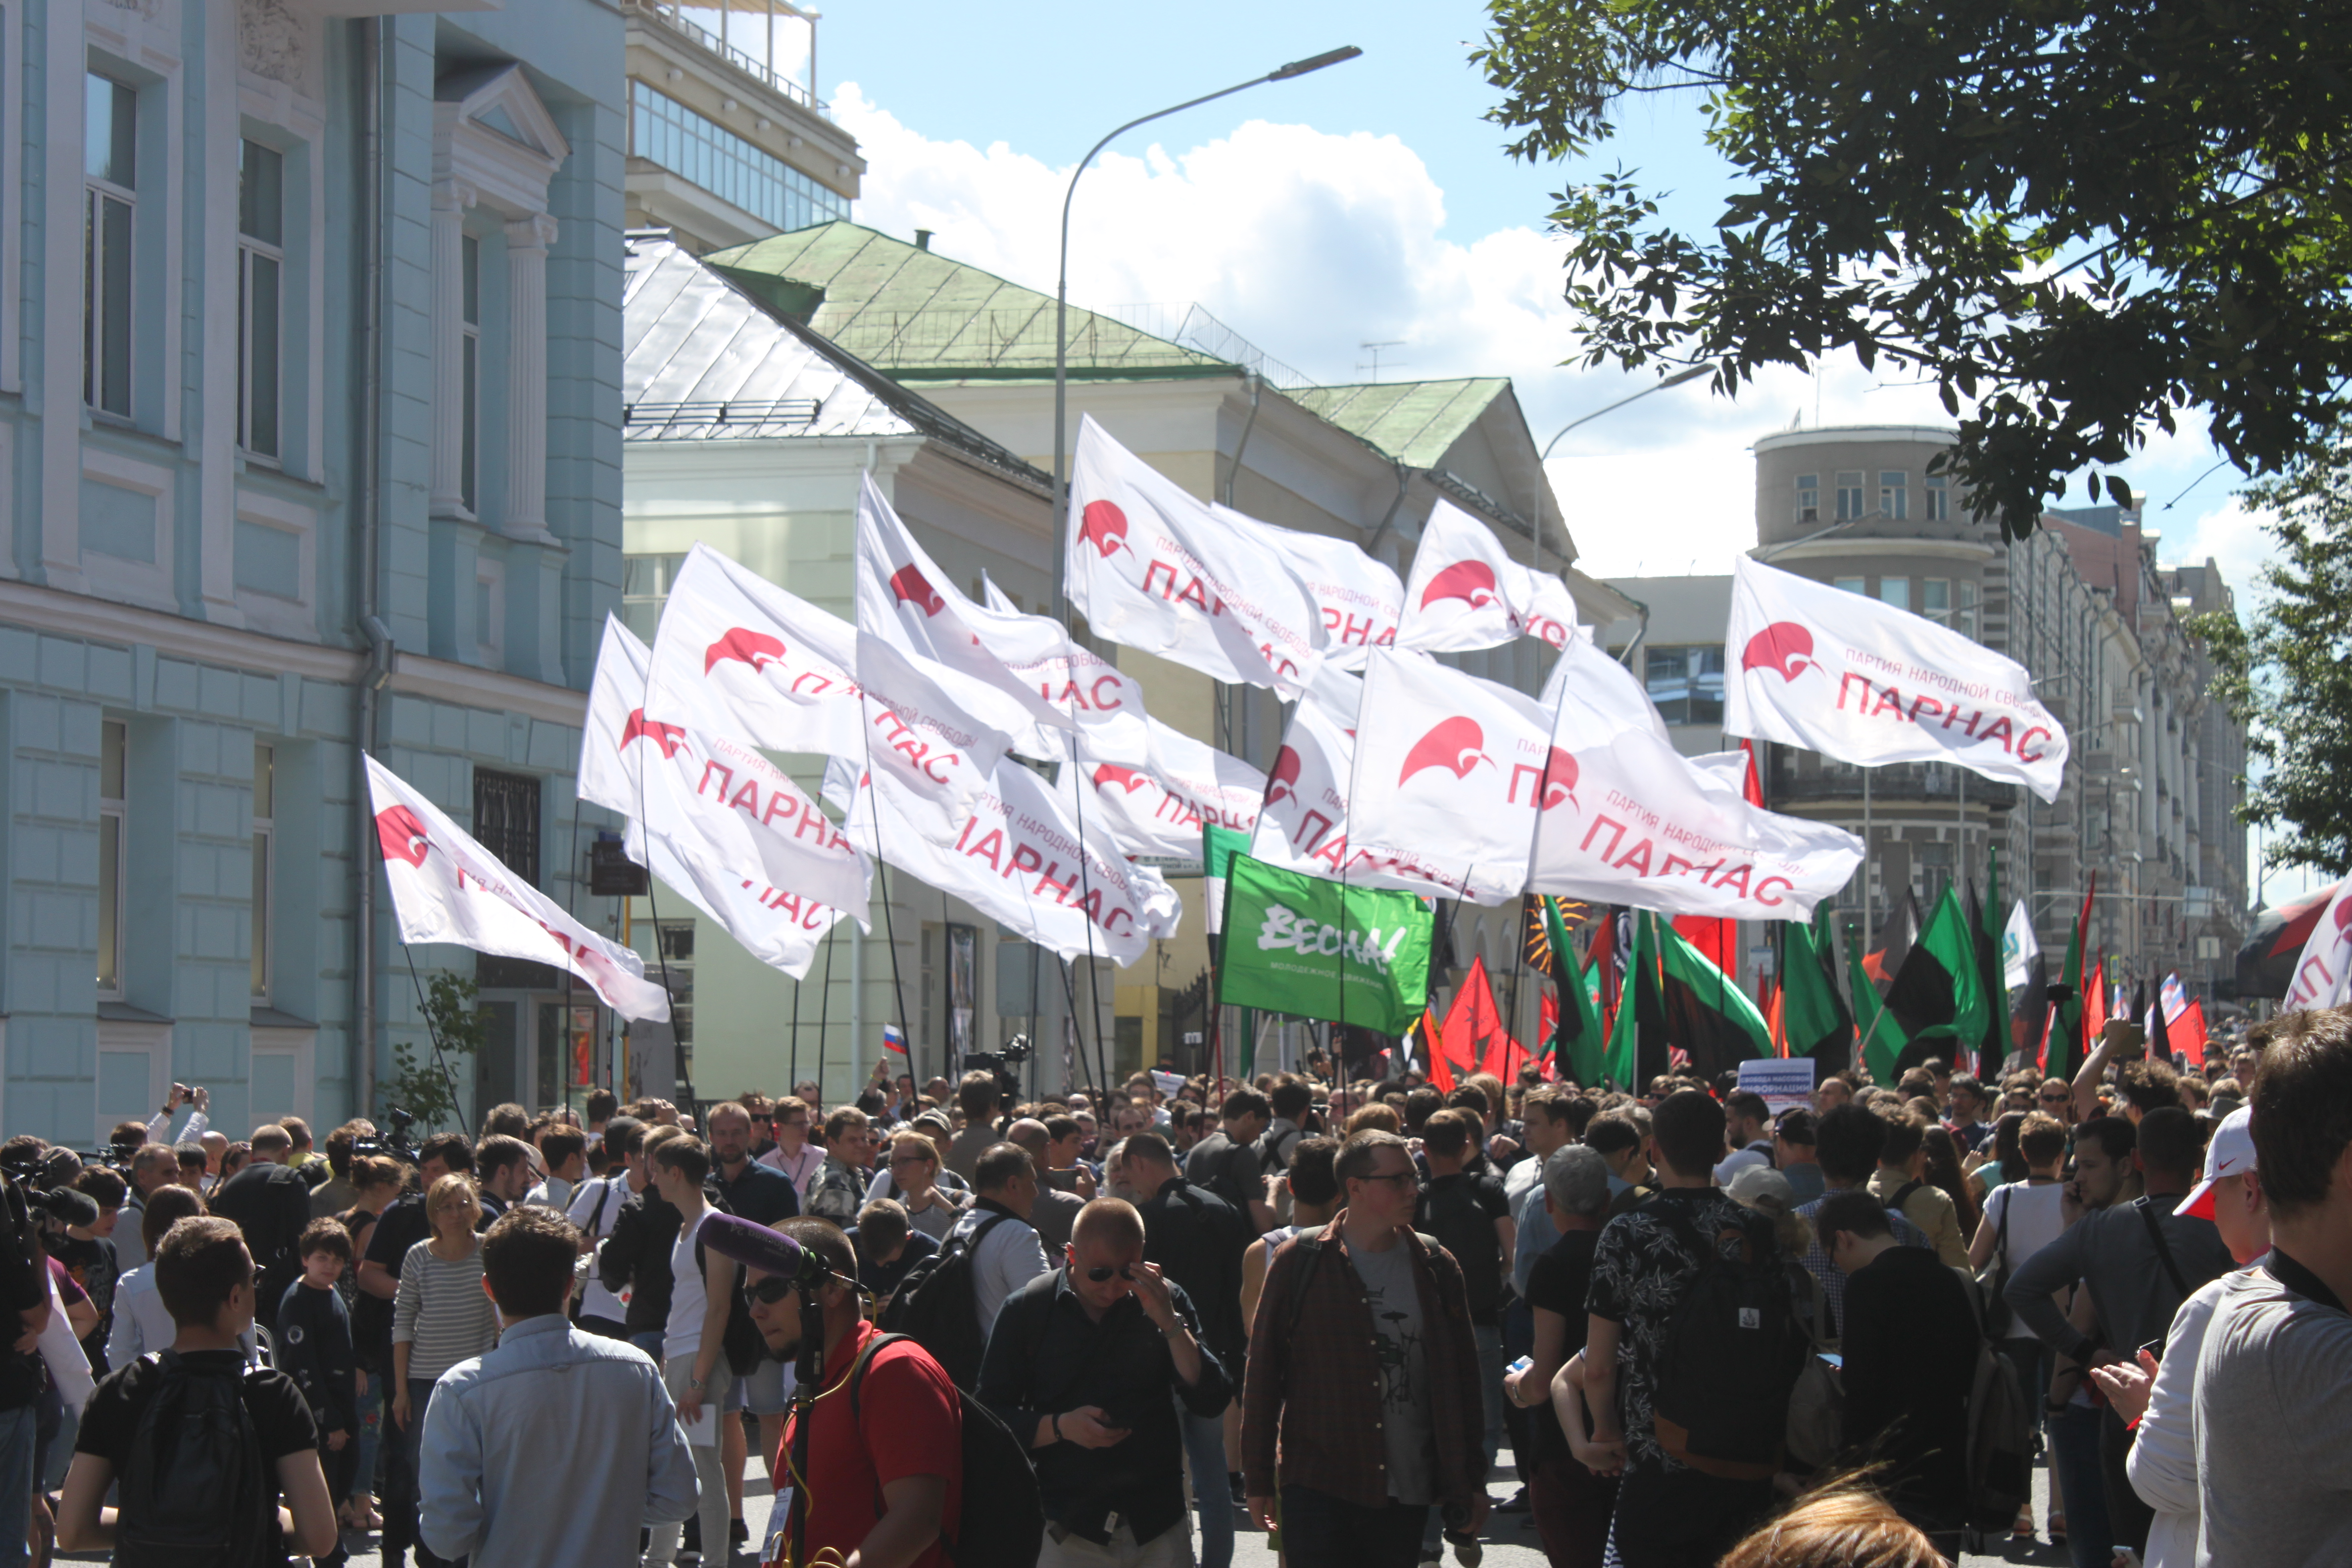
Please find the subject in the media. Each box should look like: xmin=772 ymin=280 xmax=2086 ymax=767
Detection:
xmin=1884 ymin=885 xmax=1993 ymax=1077
xmin=1779 ymin=911 xmax=1853 ymax=1070
xmin=2045 ymin=875 xmax=2098 ymax=1082
xmin=1966 ymin=853 xmax=2010 ymax=1075
xmin=1851 ymin=923 xmax=1912 ymax=1086
xmin=1653 ymin=917 xmax=1773 ymax=1082
xmin=1528 ymin=895 xmax=1607 ymax=1085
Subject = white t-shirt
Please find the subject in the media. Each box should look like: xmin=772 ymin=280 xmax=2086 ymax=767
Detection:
xmin=1712 ymin=1143 xmax=1774 ymax=1186
xmin=566 ymin=1175 xmax=631 ymax=1323
xmin=664 ymin=1205 xmax=714 ymax=1361
xmin=1982 ymin=1179 xmax=2069 ymax=1342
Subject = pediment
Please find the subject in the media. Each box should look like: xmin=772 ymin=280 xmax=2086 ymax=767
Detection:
xmin=434 ymin=62 xmax=570 ymax=215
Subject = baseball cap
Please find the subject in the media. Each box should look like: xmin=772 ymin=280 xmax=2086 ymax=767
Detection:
xmin=2178 ymin=1106 xmax=2254 ymax=1222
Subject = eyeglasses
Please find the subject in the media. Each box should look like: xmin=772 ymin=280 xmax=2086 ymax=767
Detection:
xmin=1357 ymin=1169 xmax=1419 ymax=1189
xmin=742 ymin=1276 xmax=795 ymax=1306
xmin=1084 ymin=1265 xmax=1134 ymax=1283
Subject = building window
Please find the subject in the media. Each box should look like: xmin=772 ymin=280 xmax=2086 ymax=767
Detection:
xmin=628 ymin=81 xmax=849 ymax=235
xmin=1879 ymin=576 xmax=1910 ymax=611
xmin=621 ymin=552 xmax=688 ymax=643
xmin=655 ymin=920 xmax=694 ymax=1063
xmin=98 ymin=720 xmax=127 ymax=997
xmin=1834 ymin=471 xmax=1865 ymax=521
xmin=1958 ymin=580 xmax=1977 ymax=638
xmin=251 ymin=741 xmax=274 ymax=999
xmin=1795 ymin=474 xmax=1819 ymax=524
xmin=1921 ymin=579 xmax=1950 ymax=626
xmin=1833 ymin=576 xmax=1865 ymax=595
xmin=84 ymin=73 xmax=136 ymax=418
xmin=472 ymin=768 xmax=541 ymax=885
xmin=1923 ymin=473 xmax=1949 ymax=522
xmin=1645 ymin=644 xmax=1725 ymax=726
xmin=460 ymin=234 xmax=481 ymax=514
xmin=1879 ymin=471 xmax=1907 ymax=521
xmin=1917 ymin=839 xmax=1954 ymax=904
xmin=238 ymin=140 xmax=283 ymax=460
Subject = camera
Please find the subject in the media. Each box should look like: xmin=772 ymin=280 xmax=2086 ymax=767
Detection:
xmin=351 ymin=1105 xmax=421 ymax=1164
xmin=964 ymin=1036 xmax=1032 ymax=1102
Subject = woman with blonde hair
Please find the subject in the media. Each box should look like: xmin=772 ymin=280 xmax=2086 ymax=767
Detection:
xmin=1717 ymin=1483 xmax=1944 ymax=1568
xmin=389 ymin=1174 xmax=498 ymax=1568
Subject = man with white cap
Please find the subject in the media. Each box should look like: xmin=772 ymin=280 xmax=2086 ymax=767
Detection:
xmin=2090 ymin=1107 xmax=2267 ymax=1568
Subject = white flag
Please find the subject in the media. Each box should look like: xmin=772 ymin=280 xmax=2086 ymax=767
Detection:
xmin=1540 ymin=637 xmax=1672 ymax=742
xmin=646 ymin=543 xmax=864 ymax=757
xmin=854 ymin=631 xmax=1012 ymax=844
xmin=1067 ymin=415 xmax=1324 ymax=698
xmin=1063 ymin=716 xmax=1263 ymax=862
xmin=1216 ymin=503 xmax=1403 ymax=669
xmin=1399 ymin=499 xmax=1585 ymax=653
xmin=1246 ymin=666 xmax=1476 ymax=902
xmin=1725 ymin=554 xmax=2070 ymax=801
xmin=2283 ymin=881 xmax=2352 ymax=1012
xmin=365 ymin=756 xmax=671 ymax=1020
xmin=970 ymin=576 xmax=1156 ymax=770
xmin=850 ymin=758 xmax=1179 ymax=966
xmin=854 ymin=474 xmax=1074 ymax=757
xmin=1346 ymin=651 xmax=1552 ymax=907
xmin=580 ymin=617 xmax=869 ymax=935
xmin=627 ymin=820 xmax=850 ymax=981
xmin=2001 ymin=899 xmax=2040 ymax=990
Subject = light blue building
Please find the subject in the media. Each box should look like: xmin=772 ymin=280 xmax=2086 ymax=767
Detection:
xmin=1 ymin=1 xmax=631 ymax=1147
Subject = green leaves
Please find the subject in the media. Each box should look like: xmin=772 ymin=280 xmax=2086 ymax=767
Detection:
xmin=1482 ymin=0 xmax=2352 ymax=531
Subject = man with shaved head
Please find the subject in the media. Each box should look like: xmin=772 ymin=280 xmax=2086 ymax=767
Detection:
xmin=1005 ymin=1119 xmax=1084 ymax=1252
xmin=207 ymin=1124 xmax=314 ymax=1332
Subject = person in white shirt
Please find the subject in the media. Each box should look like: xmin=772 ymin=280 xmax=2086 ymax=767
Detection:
xmin=1967 ymin=1110 xmax=2072 ymax=1544
xmin=524 ymin=1127 xmax=586 ymax=1213
xmin=754 ymin=1095 xmax=825 ymax=1198
xmin=1712 ymin=1090 xmax=1776 ymax=1186
xmin=647 ymin=1134 xmax=740 ymax=1568
xmin=2092 ymin=1108 xmax=2267 ymax=1568
xmin=954 ymin=1143 xmax=1051 ymax=1337
xmin=566 ymin=1119 xmax=643 ymax=1339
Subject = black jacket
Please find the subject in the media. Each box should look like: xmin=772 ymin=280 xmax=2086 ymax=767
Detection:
xmin=1841 ymin=1245 xmax=1979 ymax=1528
xmin=1136 ymin=1178 xmax=1250 ymax=1364
xmin=601 ymin=1186 xmax=684 ymax=1336
xmin=276 ymin=1278 xmax=359 ymax=1436
xmin=210 ymin=1162 xmax=312 ymax=1329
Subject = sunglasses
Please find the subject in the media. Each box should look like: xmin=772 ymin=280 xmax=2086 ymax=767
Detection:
xmin=1084 ymin=1265 xmax=1135 ymax=1284
xmin=1358 ymin=1170 xmax=1419 ymax=1189
xmin=742 ymin=1276 xmax=796 ymax=1306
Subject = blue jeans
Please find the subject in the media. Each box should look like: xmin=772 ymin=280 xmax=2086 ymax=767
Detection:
xmin=0 ymin=1404 xmax=33 ymax=1568
xmin=353 ymin=1370 xmax=384 ymax=1503
xmin=632 ymin=1328 xmax=667 ymax=1360
xmin=1181 ymin=1407 xmax=1233 ymax=1568
xmin=2047 ymin=1402 xmax=2111 ymax=1568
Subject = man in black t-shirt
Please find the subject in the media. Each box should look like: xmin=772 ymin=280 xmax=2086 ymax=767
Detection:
xmin=209 ymin=1126 xmax=315 ymax=1333
xmin=1503 ymin=1146 xmax=1617 ymax=1568
xmin=1416 ymin=1107 xmax=1514 ymax=1482
xmin=57 ymin=1217 xmax=339 ymax=1566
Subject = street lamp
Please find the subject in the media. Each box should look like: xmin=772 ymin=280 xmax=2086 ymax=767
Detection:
xmin=1048 ymin=47 xmax=1364 ymax=624
xmin=1529 ymin=363 xmax=1711 ymax=571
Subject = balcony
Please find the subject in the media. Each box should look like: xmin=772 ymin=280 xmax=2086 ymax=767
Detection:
xmin=625 ymin=1 xmax=830 ymax=120
xmin=1765 ymin=755 xmax=2021 ymax=811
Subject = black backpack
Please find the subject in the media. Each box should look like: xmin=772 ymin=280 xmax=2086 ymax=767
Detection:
xmin=876 ymin=1212 xmax=1011 ymax=1390
xmin=1202 ymin=1140 xmax=1259 ymax=1216
xmin=1643 ymin=1198 xmax=1807 ymax=1479
xmin=846 ymin=1332 xmax=1043 ymax=1568
xmin=113 ymin=1351 xmax=274 ymax=1568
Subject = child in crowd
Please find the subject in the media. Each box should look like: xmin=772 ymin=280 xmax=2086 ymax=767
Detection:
xmin=278 ymin=1216 xmax=359 ymax=1567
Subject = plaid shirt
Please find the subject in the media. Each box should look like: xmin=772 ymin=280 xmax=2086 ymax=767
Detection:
xmin=1240 ymin=1216 xmax=1487 ymax=1511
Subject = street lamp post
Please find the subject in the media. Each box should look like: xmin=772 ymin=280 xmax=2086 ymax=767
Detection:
xmin=1529 ymin=363 xmax=1712 ymax=571
xmin=1049 ymin=47 xmax=1363 ymax=625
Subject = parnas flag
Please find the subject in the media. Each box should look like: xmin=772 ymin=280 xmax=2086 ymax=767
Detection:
xmin=1725 ymin=554 xmax=2069 ymax=801
xmin=2283 ymin=879 xmax=2352 ymax=1012
xmin=1399 ymin=499 xmax=1585 ymax=654
xmin=646 ymin=542 xmax=865 ymax=756
xmin=1215 ymin=853 xmax=1432 ymax=1035
xmin=1221 ymin=503 xmax=1404 ymax=668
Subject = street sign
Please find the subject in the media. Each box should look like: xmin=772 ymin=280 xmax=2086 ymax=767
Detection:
xmin=1738 ymin=1056 xmax=1816 ymax=1112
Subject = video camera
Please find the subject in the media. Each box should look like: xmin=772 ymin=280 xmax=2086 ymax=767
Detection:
xmin=0 ymin=1146 xmax=97 ymax=1233
xmin=349 ymin=1104 xmax=421 ymax=1164
xmin=964 ymin=1034 xmax=1032 ymax=1103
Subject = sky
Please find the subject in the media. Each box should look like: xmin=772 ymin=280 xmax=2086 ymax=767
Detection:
xmin=810 ymin=0 xmax=2303 ymax=895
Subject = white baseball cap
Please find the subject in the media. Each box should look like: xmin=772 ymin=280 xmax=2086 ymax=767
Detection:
xmin=2179 ymin=1106 xmax=2255 ymax=1222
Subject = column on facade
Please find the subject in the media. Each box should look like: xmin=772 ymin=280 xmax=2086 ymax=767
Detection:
xmin=430 ymin=183 xmax=473 ymax=517
xmin=504 ymin=213 xmax=556 ymax=538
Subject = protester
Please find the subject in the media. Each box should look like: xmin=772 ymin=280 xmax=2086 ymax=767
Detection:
xmin=876 ymin=1129 xmax=971 ymax=1243
xmin=1125 ymin=1131 xmax=1251 ymax=1566
xmin=849 ymin=1198 xmax=936 ymax=1313
xmin=1187 ymin=1091 xmax=1276 ymax=1231
xmin=1582 ymin=1114 xmax=1656 ymax=1219
xmin=605 ymin=1125 xmax=689 ymax=1360
xmin=648 ymin=1133 xmax=744 ymax=1568
xmin=1506 ymin=1145 xmax=1615 ymax=1568
xmin=418 ymin=1205 xmax=698 ymax=1568
xmin=708 ymin=1102 xmax=800 ymax=1227
xmin=1863 ymin=1115 xmax=1969 ymax=1267
xmin=1415 ymin=1108 xmax=1513 ymax=1487
xmin=107 ymin=1185 xmax=207 ymax=1369
xmin=1239 ymin=1138 xmax=1341 ymax=1329
xmin=524 ymin=1127 xmax=587 ymax=1212
xmin=115 ymin=1143 xmax=182 ymax=1269
xmin=1773 ymin=1109 xmax=1825 ymax=1206
xmin=2005 ymin=1108 xmax=2233 ymax=1556
xmin=208 ymin=1124 xmax=315 ymax=1334
xmin=1793 ymin=1106 xmax=1929 ymax=1338
xmin=1714 ymin=1091 xmax=1775 ymax=1184
xmin=807 ymin=1107 xmax=878 ymax=1225
xmin=756 ymin=1096 xmax=825 ymax=1197
xmin=57 ymin=1216 xmax=340 ymax=1564
xmin=1818 ymin=1190 xmax=1978 ymax=1555
xmin=980 ymin=1198 xmax=1228 ymax=1568
xmin=391 ymin=1174 xmax=501 ymax=1568
xmin=474 ymin=1134 xmax=534 ymax=1222
xmin=1005 ymin=1119 xmax=1086 ymax=1251
xmin=950 ymin=1143 xmax=1054 ymax=1338
xmin=730 ymin=1216 xmax=962 ymax=1568
xmin=1964 ymin=1109 xmax=2068 ymax=1544
xmin=1242 ymin=1130 xmax=1488 ymax=1568
xmin=567 ymin=1117 xmax=643 ymax=1339
xmin=277 ymin=1217 xmax=360 ymax=1566
xmin=947 ymin=1073 xmax=1005 ymax=1179
xmin=2186 ymin=1008 xmax=2352 ymax=1565
xmin=1713 ymin=1485 xmax=1943 ymax=1568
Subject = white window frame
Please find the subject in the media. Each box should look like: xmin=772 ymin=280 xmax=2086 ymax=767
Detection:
xmin=461 ymin=231 xmax=481 ymax=514
xmin=1878 ymin=576 xmax=1910 ymax=611
xmin=237 ymin=137 xmax=284 ymax=463
xmin=1920 ymin=578 xmax=1951 ymax=625
xmin=1878 ymin=470 xmax=1907 ymax=521
xmin=84 ymin=71 xmax=137 ymax=419
xmin=1834 ymin=471 xmax=1865 ymax=521
xmin=98 ymin=718 xmax=127 ymax=1000
xmin=251 ymin=740 xmax=274 ymax=1001
xmin=1794 ymin=473 xmax=1819 ymax=524
xmin=1958 ymin=579 xmax=1978 ymax=638
xmin=1923 ymin=473 xmax=1949 ymax=522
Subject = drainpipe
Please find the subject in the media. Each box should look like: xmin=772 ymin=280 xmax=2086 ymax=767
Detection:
xmin=351 ymin=18 xmax=393 ymax=1117
xmin=1365 ymin=461 xmax=1412 ymax=556
xmin=1223 ymin=372 xmax=1261 ymax=508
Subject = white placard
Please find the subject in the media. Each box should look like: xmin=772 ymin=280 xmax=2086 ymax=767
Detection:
xmin=1738 ymin=1056 xmax=1818 ymax=1112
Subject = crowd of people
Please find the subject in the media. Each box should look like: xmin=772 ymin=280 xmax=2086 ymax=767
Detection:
xmin=0 ymin=1008 xmax=2346 ymax=1568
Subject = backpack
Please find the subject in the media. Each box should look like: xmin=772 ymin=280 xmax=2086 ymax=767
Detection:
xmin=1643 ymin=1198 xmax=1807 ymax=1480
xmin=1203 ymin=1139 xmax=1260 ymax=1215
xmin=692 ymin=1204 xmax=767 ymax=1376
xmin=848 ymin=1333 xmax=1043 ymax=1568
xmin=112 ymin=1351 xmax=274 ymax=1568
xmin=1948 ymin=1270 xmax=2033 ymax=1540
xmin=876 ymin=1212 xmax=1011 ymax=1390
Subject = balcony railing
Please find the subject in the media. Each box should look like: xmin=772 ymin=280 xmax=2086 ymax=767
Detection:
xmin=1766 ymin=756 xmax=2021 ymax=810
xmin=626 ymin=2 xmax=831 ymax=120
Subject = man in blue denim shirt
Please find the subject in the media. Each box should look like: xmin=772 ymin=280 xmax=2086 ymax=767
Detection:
xmin=420 ymin=1206 xmax=698 ymax=1568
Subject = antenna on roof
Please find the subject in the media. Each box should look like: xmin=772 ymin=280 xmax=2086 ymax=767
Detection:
xmin=1358 ymin=341 xmax=1406 ymax=382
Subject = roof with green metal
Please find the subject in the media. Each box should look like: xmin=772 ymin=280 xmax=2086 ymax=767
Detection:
xmin=1285 ymin=379 xmax=1514 ymax=470
xmin=705 ymin=222 xmax=1232 ymax=383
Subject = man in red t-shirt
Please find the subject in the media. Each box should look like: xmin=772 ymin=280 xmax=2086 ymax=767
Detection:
xmin=702 ymin=1213 xmax=960 ymax=1568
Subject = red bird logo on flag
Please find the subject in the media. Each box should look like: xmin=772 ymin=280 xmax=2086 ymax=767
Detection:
xmin=374 ymin=805 xmax=431 ymax=869
xmin=1092 ymin=763 xmax=1151 ymax=796
xmin=1419 ymin=560 xmax=1498 ymax=611
xmin=1266 ymin=745 xmax=1303 ymax=808
xmin=1741 ymin=622 xmax=1816 ymax=682
xmin=1536 ymin=747 xmax=1579 ymax=811
xmin=1399 ymin=717 xmax=1493 ymax=786
xmin=618 ymin=711 xmax=688 ymax=760
xmin=704 ymin=628 xmax=787 ymax=675
xmin=1078 ymin=500 xmax=1131 ymax=559
xmin=889 ymin=565 xmax=946 ymax=617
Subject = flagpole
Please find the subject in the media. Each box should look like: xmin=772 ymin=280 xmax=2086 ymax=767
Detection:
xmin=815 ymin=898 xmax=840 ymax=1108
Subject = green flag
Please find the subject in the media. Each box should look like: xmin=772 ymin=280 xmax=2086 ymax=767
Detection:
xmin=1780 ymin=917 xmax=1851 ymax=1064
xmin=1603 ymin=914 xmax=1648 ymax=1090
xmin=1653 ymin=918 xmax=1773 ymax=1077
xmin=1215 ymin=854 xmax=1432 ymax=1034
xmin=1884 ymin=886 xmax=1990 ymax=1073
xmin=1203 ymin=823 xmax=1251 ymax=936
xmin=2048 ymin=877 xmax=2095 ymax=1083
xmin=1850 ymin=924 xmax=1911 ymax=1086
xmin=1544 ymin=896 xmax=1608 ymax=1085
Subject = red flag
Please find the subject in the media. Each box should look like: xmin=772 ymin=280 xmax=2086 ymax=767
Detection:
xmin=2085 ymin=958 xmax=2107 ymax=1042
xmin=1422 ymin=1006 xmax=1456 ymax=1090
xmin=2175 ymin=1000 xmax=2208 ymax=1068
xmin=1441 ymin=958 xmax=1508 ymax=1081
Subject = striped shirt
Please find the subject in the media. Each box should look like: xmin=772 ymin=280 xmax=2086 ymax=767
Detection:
xmin=392 ymin=1239 xmax=500 ymax=1383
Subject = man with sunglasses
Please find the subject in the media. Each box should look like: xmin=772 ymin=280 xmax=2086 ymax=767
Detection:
xmin=2035 ymin=1077 xmax=2077 ymax=1123
xmin=978 ymin=1199 xmax=1227 ymax=1568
